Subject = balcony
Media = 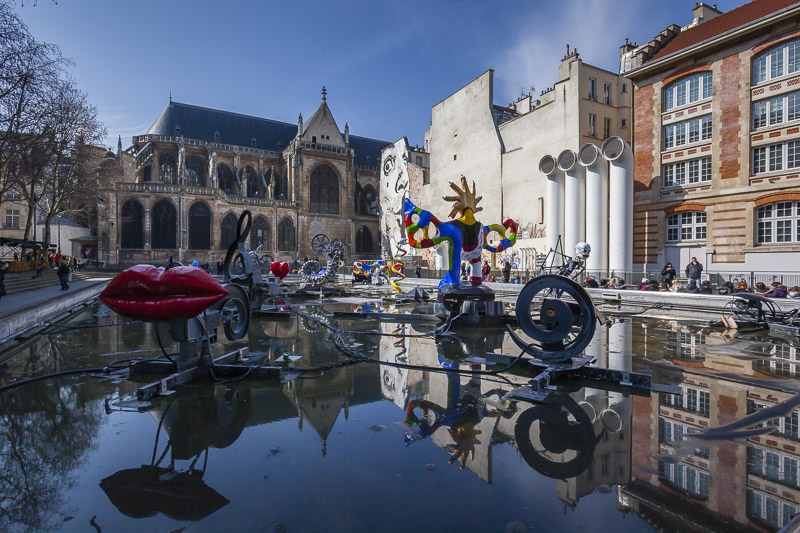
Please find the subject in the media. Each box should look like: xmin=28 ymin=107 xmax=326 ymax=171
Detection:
xmin=117 ymin=182 xmax=299 ymax=209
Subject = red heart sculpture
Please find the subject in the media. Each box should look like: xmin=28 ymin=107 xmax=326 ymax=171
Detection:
xmin=100 ymin=265 xmax=229 ymax=322
xmin=271 ymin=261 xmax=290 ymax=280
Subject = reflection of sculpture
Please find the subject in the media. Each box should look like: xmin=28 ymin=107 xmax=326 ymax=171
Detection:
xmin=403 ymin=176 xmax=517 ymax=287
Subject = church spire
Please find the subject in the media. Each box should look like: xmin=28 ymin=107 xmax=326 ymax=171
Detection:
xmin=321 ymin=86 xmax=327 ymax=103
xmin=116 ymin=135 xmax=122 ymax=159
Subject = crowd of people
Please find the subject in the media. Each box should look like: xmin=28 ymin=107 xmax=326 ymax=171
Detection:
xmin=582 ymin=256 xmax=800 ymax=299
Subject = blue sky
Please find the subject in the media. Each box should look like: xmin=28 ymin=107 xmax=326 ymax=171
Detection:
xmin=14 ymin=0 xmax=746 ymax=149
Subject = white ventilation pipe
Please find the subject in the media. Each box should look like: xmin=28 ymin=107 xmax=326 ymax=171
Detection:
xmin=600 ymin=319 xmax=632 ymax=433
xmin=539 ymin=155 xmax=564 ymax=263
xmin=557 ymin=149 xmax=584 ymax=257
xmin=578 ymin=143 xmax=608 ymax=274
xmin=601 ymin=137 xmax=633 ymax=275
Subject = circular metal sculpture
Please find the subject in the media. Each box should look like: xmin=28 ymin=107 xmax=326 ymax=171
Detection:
xmin=214 ymin=283 xmax=251 ymax=341
xmin=513 ymin=275 xmax=596 ymax=361
xmin=311 ymin=233 xmax=330 ymax=254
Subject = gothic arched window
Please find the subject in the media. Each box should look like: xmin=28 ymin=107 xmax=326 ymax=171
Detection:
xmin=251 ymin=216 xmax=271 ymax=250
xmin=355 ymin=226 xmax=374 ymax=254
xmin=309 ymin=164 xmax=339 ymax=214
xmin=245 ymin=166 xmax=260 ymax=198
xmin=188 ymin=202 xmax=211 ymax=250
xmin=274 ymin=171 xmax=288 ymax=200
xmin=186 ymin=156 xmax=206 ymax=187
xmin=142 ymin=165 xmax=152 ymax=182
xmin=159 ymin=153 xmax=177 ymax=184
xmin=278 ymin=218 xmax=296 ymax=251
xmin=356 ymin=184 xmax=378 ymax=215
xmin=120 ymin=199 xmax=144 ymax=249
xmin=218 ymin=164 xmax=236 ymax=194
xmin=220 ymin=212 xmax=238 ymax=250
xmin=151 ymin=199 xmax=177 ymax=249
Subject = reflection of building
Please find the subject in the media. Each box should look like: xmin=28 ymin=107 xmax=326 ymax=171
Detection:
xmin=421 ymin=55 xmax=631 ymax=254
xmin=624 ymin=320 xmax=800 ymax=531
xmin=622 ymin=1 xmax=800 ymax=272
xmin=95 ymin=90 xmax=388 ymax=265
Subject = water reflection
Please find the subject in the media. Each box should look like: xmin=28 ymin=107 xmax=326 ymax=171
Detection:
xmin=4 ymin=301 xmax=800 ymax=531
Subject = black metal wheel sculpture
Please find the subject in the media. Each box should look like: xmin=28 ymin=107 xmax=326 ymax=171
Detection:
xmin=514 ymin=394 xmax=596 ymax=479
xmin=511 ymin=274 xmax=596 ymax=362
xmin=311 ymin=233 xmax=330 ymax=254
xmin=215 ymin=283 xmax=250 ymax=341
xmin=223 ymin=211 xmax=256 ymax=281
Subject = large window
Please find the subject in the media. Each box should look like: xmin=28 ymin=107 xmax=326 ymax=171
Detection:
xmin=251 ymin=216 xmax=270 ymax=251
xmin=666 ymin=211 xmax=706 ymax=242
xmin=150 ymin=200 xmax=176 ymax=249
xmin=753 ymin=91 xmax=800 ymax=129
xmin=748 ymin=399 xmax=800 ymax=440
xmin=186 ymin=156 xmax=206 ymax=187
xmin=663 ymin=72 xmax=712 ymax=111
xmin=309 ymin=164 xmax=339 ymax=214
xmin=748 ymin=446 xmax=800 ymax=489
xmin=355 ymin=226 xmax=374 ymax=254
xmin=4 ymin=209 xmax=19 ymax=229
xmin=753 ymin=140 xmax=800 ymax=175
xmin=244 ymin=166 xmax=260 ymax=198
xmin=588 ymin=114 xmax=597 ymax=137
xmin=188 ymin=202 xmax=210 ymax=250
xmin=355 ymin=184 xmax=378 ymax=215
xmin=660 ymin=385 xmax=710 ymax=415
xmin=748 ymin=489 xmax=799 ymax=530
xmin=753 ymin=39 xmax=800 ymax=85
xmin=120 ymin=199 xmax=144 ymax=249
xmin=756 ymin=201 xmax=800 ymax=244
xmin=664 ymin=115 xmax=712 ymax=149
xmin=278 ymin=218 xmax=296 ymax=251
xmin=218 ymin=164 xmax=236 ymax=195
xmin=660 ymin=418 xmax=709 ymax=458
xmin=659 ymin=461 xmax=709 ymax=499
xmin=662 ymin=157 xmax=712 ymax=188
xmin=159 ymin=153 xmax=176 ymax=184
xmin=220 ymin=213 xmax=238 ymax=250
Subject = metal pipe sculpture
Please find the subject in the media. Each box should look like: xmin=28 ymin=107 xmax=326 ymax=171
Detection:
xmin=300 ymin=234 xmax=345 ymax=287
xmin=403 ymin=176 xmax=517 ymax=288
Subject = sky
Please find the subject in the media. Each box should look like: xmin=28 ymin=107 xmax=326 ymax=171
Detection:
xmin=13 ymin=0 xmax=748 ymax=149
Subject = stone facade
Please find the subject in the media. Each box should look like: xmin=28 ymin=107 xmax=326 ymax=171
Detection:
xmin=96 ymin=94 xmax=386 ymax=266
xmin=623 ymin=2 xmax=800 ymax=273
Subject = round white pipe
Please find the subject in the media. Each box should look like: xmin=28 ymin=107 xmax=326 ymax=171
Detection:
xmin=539 ymin=155 xmax=564 ymax=262
xmin=578 ymin=143 xmax=608 ymax=274
xmin=601 ymin=137 xmax=633 ymax=275
xmin=557 ymin=150 xmax=584 ymax=257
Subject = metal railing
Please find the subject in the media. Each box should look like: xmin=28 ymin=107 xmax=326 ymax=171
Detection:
xmin=117 ymin=182 xmax=299 ymax=208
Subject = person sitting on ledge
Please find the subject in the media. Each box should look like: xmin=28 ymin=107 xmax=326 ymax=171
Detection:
xmin=615 ymin=277 xmax=626 ymax=290
xmin=700 ymin=280 xmax=713 ymax=294
xmin=603 ymin=278 xmax=617 ymax=289
xmin=766 ymin=282 xmax=788 ymax=298
xmin=754 ymin=282 xmax=770 ymax=295
xmin=732 ymin=281 xmax=750 ymax=293
xmin=660 ymin=281 xmax=671 ymax=291
xmin=717 ymin=281 xmax=734 ymax=295
xmin=583 ymin=277 xmax=599 ymax=289
xmin=683 ymin=280 xmax=700 ymax=293
xmin=637 ymin=277 xmax=650 ymax=291
xmin=788 ymin=286 xmax=800 ymax=298
xmin=670 ymin=280 xmax=683 ymax=292
xmin=646 ymin=279 xmax=660 ymax=291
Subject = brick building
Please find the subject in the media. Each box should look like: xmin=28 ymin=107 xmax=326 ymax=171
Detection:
xmin=622 ymin=0 xmax=800 ymax=274
xmin=95 ymin=89 xmax=388 ymax=266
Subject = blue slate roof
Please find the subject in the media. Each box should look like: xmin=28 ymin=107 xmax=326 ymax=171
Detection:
xmin=146 ymin=101 xmax=389 ymax=166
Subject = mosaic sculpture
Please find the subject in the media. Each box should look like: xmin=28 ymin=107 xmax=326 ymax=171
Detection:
xmin=403 ymin=176 xmax=518 ymax=288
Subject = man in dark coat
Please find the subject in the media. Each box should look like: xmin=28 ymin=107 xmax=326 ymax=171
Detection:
xmin=57 ymin=261 xmax=70 ymax=290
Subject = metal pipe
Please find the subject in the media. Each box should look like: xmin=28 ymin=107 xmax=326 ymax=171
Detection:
xmin=578 ymin=143 xmax=608 ymax=273
xmin=557 ymin=149 xmax=584 ymax=257
xmin=601 ymin=137 xmax=633 ymax=274
xmin=539 ymin=155 xmax=564 ymax=263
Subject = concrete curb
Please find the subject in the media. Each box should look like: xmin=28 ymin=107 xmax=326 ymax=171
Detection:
xmin=0 ymin=281 xmax=108 ymax=342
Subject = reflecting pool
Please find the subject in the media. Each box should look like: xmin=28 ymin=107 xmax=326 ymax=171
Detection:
xmin=1 ymin=300 xmax=799 ymax=532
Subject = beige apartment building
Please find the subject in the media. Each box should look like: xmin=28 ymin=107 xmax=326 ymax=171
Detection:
xmin=622 ymin=0 xmax=800 ymax=275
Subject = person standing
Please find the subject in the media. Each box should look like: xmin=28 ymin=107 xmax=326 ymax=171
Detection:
xmin=661 ymin=262 xmax=676 ymax=285
xmin=502 ymin=260 xmax=512 ymax=283
xmin=481 ymin=260 xmax=491 ymax=281
xmin=414 ymin=263 xmax=422 ymax=278
xmin=685 ymin=256 xmax=703 ymax=287
xmin=57 ymin=261 xmax=70 ymax=290
xmin=0 ymin=261 xmax=8 ymax=302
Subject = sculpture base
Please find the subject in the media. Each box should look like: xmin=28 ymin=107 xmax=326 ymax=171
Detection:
xmin=434 ymin=283 xmax=504 ymax=326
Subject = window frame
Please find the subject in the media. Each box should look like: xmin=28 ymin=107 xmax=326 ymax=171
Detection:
xmin=756 ymin=200 xmax=800 ymax=245
xmin=666 ymin=211 xmax=707 ymax=243
xmin=663 ymin=72 xmax=712 ymax=112
xmin=753 ymin=39 xmax=800 ymax=85
xmin=752 ymin=140 xmax=800 ymax=176
xmin=662 ymin=157 xmax=712 ymax=188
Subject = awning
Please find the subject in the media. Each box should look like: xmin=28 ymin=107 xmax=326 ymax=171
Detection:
xmin=69 ymin=236 xmax=97 ymax=242
xmin=0 ymin=237 xmax=50 ymax=249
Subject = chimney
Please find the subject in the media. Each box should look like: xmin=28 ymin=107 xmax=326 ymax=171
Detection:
xmin=692 ymin=2 xmax=722 ymax=24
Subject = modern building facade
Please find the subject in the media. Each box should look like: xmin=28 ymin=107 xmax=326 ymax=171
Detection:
xmin=622 ymin=0 xmax=800 ymax=274
xmin=420 ymin=53 xmax=631 ymax=267
xmin=95 ymin=91 xmax=388 ymax=266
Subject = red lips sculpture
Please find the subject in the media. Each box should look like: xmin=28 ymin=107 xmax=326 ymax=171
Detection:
xmin=270 ymin=261 xmax=289 ymax=280
xmin=100 ymin=265 xmax=229 ymax=322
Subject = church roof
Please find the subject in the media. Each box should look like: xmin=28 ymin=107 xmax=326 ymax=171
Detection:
xmin=146 ymin=101 xmax=390 ymax=166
